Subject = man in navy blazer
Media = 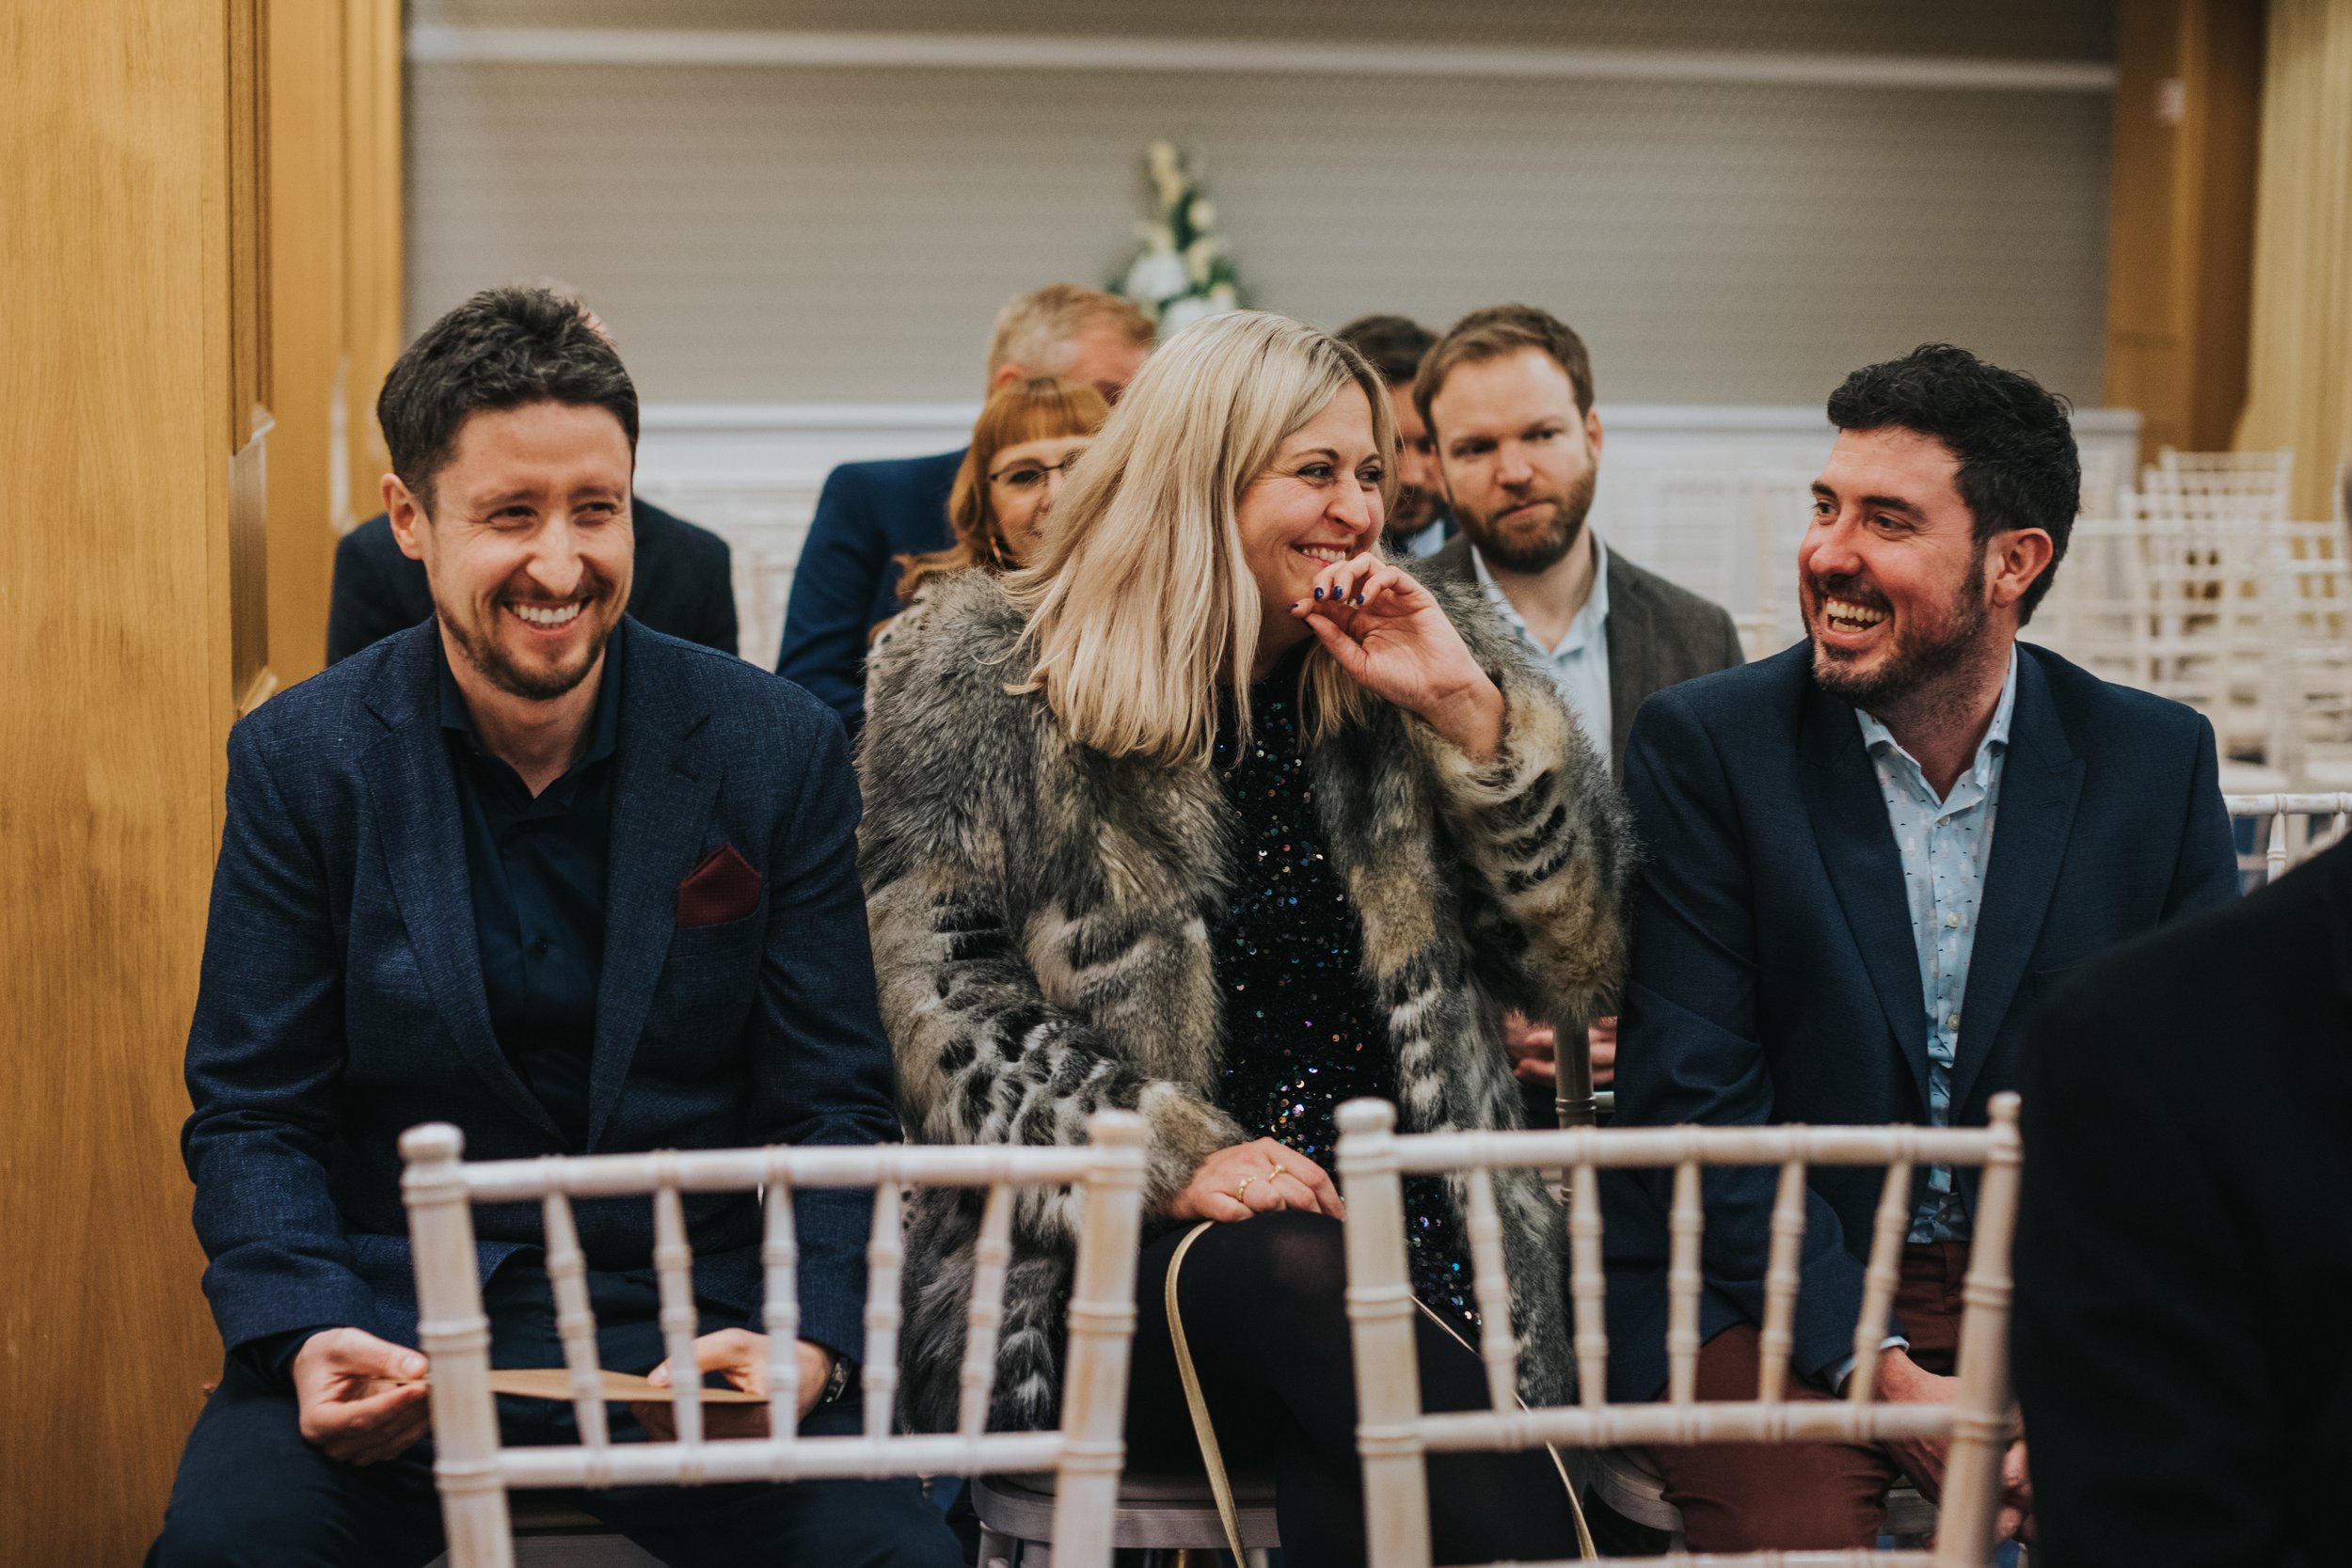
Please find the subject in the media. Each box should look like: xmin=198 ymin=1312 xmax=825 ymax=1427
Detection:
xmin=152 ymin=287 xmax=956 ymax=1567
xmin=1598 ymin=346 xmax=2237 ymax=1552
xmin=774 ymin=283 xmax=1150 ymax=732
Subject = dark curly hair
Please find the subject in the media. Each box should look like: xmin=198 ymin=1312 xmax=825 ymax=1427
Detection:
xmin=377 ymin=284 xmax=638 ymax=515
xmin=1826 ymin=343 xmax=2078 ymax=622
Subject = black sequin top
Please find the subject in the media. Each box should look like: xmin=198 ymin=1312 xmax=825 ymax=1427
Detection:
xmin=1207 ymin=649 xmax=1478 ymax=1331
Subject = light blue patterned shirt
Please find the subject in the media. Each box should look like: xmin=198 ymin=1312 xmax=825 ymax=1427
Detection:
xmin=1855 ymin=647 xmax=2018 ymax=1243
xmin=1471 ymin=532 xmax=1612 ymax=763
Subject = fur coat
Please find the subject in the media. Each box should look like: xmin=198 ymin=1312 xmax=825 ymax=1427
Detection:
xmin=857 ymin=566 xmax=1633 ymax=1432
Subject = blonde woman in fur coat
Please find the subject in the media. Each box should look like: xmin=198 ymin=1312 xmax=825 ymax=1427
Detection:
xmin=868 ymin=311 xmax=1630 ymax=1563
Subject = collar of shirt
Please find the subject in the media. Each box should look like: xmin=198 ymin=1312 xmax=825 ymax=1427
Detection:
xmin=1853 ymin=643 xmax=2019 ymax=812
xmin=437 ymin=623 xmax=626 ymax=803
xmin=1469 ymin=529 xmax=1611 ymax=660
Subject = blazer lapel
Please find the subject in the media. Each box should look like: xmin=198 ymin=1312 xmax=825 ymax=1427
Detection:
xmin=1949 ymin=651 xmax=2084 ymax=1113
xmin=584 ymin=626 xmax=721 ymax=1149
xmin=362 ymin=632 xmax=561 ymax=1139
xmin=1799 ymin=679 xmax=1933 ymax=1109
xmin=1603 ymin=558 xmax=1657 ymax=777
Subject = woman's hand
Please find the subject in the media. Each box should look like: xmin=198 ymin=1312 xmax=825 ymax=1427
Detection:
xmin=1293 ymin=553 xmax=1505 ymax=760
xmin=631 ymin=1329 xmax=834 ymax=1440
xmin=1166 ymin=1137 xmax=1346 ymax=1224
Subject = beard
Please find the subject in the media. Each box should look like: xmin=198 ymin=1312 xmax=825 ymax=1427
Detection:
xmin=1805 ymin=557 xmax=1988 ymax=715
xmin=438 ymin=565 xmax=623 ymax=702
xmin=1456 ymin=465 xmax=1597 ymax=574
xmin=1382 ymin=483 xmax=1442 ymax=544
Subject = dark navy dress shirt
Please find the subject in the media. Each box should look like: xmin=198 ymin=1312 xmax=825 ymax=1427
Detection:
xmin=437 ymin=631 xmax=624 ymax=1152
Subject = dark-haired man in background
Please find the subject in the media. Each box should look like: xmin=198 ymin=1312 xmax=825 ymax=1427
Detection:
xmin=1412 ymin=304 xmax=1743 ymax=1123
xmin=1334 ymin=313 xmax=1454 ymax=557
xmin=151 ymin=285 xmax=956 ymax=1567
xmin=1596 ymin=344 xmax=2236 ymax=1551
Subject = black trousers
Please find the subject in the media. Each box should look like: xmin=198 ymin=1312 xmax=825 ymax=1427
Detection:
xmin=1122 ymin=1212 xmax=1579 ymax=1568
xmin=147 ymin=1268 xmax=960 ymax=1568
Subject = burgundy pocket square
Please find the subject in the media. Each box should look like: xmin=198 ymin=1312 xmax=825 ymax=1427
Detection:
xmin=677 ymin=844 xmax=764 ymax=927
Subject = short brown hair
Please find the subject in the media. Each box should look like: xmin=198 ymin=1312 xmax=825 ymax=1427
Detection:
xmin=985 ymin=284 xmax=1153 ymax=384
xmin=1334 ymin=314 xmax=1435 ymax=390
xmin=1414 ymin=305 xmax=1595 ymax=436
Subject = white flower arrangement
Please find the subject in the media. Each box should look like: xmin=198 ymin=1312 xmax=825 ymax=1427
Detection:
xmin=1115 ymin=140 xmax=1244 ymax=331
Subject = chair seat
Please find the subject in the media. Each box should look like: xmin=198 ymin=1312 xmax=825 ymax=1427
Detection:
xmin=972 ymin=1467 xmax=1281 ymax=1548
xmin=1590 ymin=1446 xmax=1936 ymax=1538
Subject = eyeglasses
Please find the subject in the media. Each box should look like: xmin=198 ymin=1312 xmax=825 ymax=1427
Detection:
xmin=987 ymin=451 xmax=1088 ymax=491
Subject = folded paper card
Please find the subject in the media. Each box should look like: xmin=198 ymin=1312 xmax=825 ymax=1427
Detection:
xmin=387 ymin=1368 xmax=768 ymax=1404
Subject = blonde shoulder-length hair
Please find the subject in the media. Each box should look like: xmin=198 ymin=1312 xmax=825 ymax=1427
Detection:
xmin=1009 ymin=310 xmax=1397 ymax=766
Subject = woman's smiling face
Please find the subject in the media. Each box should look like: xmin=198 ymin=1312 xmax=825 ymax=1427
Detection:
xmin=1234 ymin=382 xmax=1387 ymax=653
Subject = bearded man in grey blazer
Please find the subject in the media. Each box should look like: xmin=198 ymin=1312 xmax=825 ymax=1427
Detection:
xmin=1415 ymin=304 xmax=1743 ymax=1121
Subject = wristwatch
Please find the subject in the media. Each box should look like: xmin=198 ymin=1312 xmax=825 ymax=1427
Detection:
xmin=818 ymin=1352 xmax=856 ymax=1407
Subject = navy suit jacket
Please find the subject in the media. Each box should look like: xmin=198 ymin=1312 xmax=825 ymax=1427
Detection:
xmin=182 ymin=619 xmax=900 ymax=1365
xmin=774 ymin=449 xmax=962 ymax=735
xmin=1601 ymin=640 xmax=2238 ymax=1401
xmin=326 ymin=499 xmax=738 ymax=665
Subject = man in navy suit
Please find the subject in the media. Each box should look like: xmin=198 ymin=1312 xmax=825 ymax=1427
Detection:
xmin=774 ymin=283 xmax=1151 ymax=732
xmin=151 ymin=286 xmax=958 ymax=1567
xmin=1597 ymin=345 xmax=2237 ymax=1552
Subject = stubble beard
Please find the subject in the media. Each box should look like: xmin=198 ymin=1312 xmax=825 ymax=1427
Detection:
xmin=1461 ymin=465 xmax=1598 ymax=575
xmin=439 ymin=579 xmax=619 ymax=703
xmin=1807 ymin=556 xmax=1990 ymax=721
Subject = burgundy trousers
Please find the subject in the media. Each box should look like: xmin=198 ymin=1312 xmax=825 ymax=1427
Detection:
xmin=1646 ymin=1241 xmax=1969 ymax=1551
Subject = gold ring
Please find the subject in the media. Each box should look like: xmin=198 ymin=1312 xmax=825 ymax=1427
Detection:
xmin=1269 ymin=1162 xmax=1289 ymax=1180
xmin=1235 ymin=1176 xmax=1254 ymax=1199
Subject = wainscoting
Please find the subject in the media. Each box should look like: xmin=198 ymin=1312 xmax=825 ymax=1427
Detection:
xmin=634 ymin=403 xmax=2142 ymax=671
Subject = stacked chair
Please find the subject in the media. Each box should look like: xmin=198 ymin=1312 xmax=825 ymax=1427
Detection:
xmin=2034 ymin=448 xmax=2352 ymax=793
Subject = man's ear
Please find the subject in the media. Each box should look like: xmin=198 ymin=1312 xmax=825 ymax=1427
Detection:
xmin=383 ymin=473 xmax=429 ymax=562
xmin=1988 ymin=527 xmax=2056 ymax=611
xmin=1584 ymin=406 xmax=1605 ymax=460
xmin=989 ymin=361 xmax=1027 ymax=392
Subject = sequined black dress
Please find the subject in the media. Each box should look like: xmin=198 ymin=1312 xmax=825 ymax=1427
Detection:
xmin=1207 ymin=650 xmax=1478 ymax=1331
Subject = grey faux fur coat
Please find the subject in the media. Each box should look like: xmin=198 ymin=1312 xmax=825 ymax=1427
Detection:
xmin=857 ymin=566 xmax=1633 ymax=1433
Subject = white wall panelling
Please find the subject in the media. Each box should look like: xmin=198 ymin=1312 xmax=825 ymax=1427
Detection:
xmin=636 ymin=403 xmax=2141 ymax=672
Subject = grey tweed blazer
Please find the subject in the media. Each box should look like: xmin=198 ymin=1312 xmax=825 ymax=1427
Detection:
xmin=1424 ymin=534 xmax=1747 ymax=776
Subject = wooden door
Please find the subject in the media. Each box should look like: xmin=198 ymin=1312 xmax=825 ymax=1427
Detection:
xmin=0 ymin=4 xmax=401 ymax=1559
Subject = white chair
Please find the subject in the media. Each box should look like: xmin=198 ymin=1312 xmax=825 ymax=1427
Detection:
xmin=1334 ymin=1095 xmax=2026 ymax=1568
xmin=2222 ymin=792 xmax=2352 ymax=883
xmin=399 ymin=1113 xmax=1150 ymax=1568
xmin=970 ymin=1467 xmax=1280 ymax=1566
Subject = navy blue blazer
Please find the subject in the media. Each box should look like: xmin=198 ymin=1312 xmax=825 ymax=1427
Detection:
xmin=1601 ymin=640 xmax=2238 ymax=1401
xmin=182 ymin=619 xmax=900 ymax=1365
xmin=775 ymin=449 xmax=962 ymax=735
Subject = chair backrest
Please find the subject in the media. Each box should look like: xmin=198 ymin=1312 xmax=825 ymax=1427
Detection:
xmin=2224 ymin=793 xmax=2352 ymax=883
xmin=399 ymin=1114 xmax=1149 ymax=1568
xmin=1333 ymin=1096 xmax=2024 ymax=1568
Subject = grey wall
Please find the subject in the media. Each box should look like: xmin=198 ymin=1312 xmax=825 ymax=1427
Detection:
xmin=405 ymin=0 xmax=2116 ymax=406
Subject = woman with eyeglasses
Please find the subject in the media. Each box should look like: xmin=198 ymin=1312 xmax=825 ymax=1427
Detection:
xmin=888 ymin=375 xmax=1109 ymax=619
xmin=851 ymin=311 xmax=1629 ymax=1564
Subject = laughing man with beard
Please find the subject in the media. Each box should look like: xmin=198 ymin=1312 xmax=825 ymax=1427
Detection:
xmin=152 ymin=286 xmax=958 ymax=1568
xmin=1590 ymin=343 xmax=2237 ymax=1552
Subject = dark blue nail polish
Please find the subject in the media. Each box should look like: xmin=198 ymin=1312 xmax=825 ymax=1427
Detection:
xmin=1313 ymin=586 xmax=1325 ymax=600
xmin=1352 ymin=594 xmax=1366 ymax=606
